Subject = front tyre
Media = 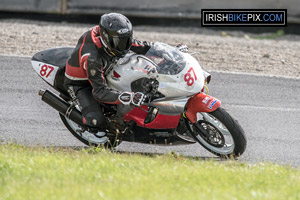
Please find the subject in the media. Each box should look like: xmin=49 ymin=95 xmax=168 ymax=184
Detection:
xmin=59 ymin=113 xmax=121 ymax=148
xmin=185 ymin=107 xmax=246 ymax=158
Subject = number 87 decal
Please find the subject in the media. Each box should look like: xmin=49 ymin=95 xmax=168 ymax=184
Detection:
xmin=184 ymin=67 xmax=197 ymax=86
xmin=40 ymin=64 xmax=54 ymax=78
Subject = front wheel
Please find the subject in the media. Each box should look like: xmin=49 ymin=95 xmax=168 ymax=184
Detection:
xmin=185 ymin=107 xmax=246 ymax=158
xmin=59 ymin=113 xmax=121 ymax=148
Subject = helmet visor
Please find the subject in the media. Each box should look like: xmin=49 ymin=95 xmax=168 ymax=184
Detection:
xmin=111 ymin=36 xmax=132 ymax=51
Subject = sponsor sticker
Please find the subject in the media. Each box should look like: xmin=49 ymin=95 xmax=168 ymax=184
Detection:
xmin=144 ymin=65 xmax=152 ymax=71
xmin=202 ymin=96 xmax=211 ymax=104
xmin=111 ymin=70 xmax=121 ymax=81
xmin=208 ymin=99 xmax=218 ymax=109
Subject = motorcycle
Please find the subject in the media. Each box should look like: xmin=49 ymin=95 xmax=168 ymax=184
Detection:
xmin=31 ymin=42 xmax=246 ymax=158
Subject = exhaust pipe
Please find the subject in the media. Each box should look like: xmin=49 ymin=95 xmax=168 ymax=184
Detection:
xmin=39 ymin=89 xmax=84 ymax=127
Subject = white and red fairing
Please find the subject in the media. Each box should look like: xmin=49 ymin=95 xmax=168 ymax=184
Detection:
xmin=31 ymin=61 xmax=59 ymax=86
xmin=106 ymin=42 xmax=221 ymax=129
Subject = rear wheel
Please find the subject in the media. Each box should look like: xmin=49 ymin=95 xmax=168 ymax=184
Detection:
xmin=185 ymin=107 xmax=246 ymax=158
xmin=59 ymin=113 xmax=121 ymax=148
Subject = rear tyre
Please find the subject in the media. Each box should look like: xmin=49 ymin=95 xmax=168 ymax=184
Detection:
xmin=185 ymin=107 xmax=246 ymax=158
xmin=59 ymin=113 xmax=121 ymax=148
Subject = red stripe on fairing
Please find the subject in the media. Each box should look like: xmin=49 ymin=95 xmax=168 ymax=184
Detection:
xmin=123 ymin=106 xmax=148 ymax=126
xmin=145 ymin=113 xmax=180 ymax=129
xmin=123 ymin=106 xmax=180 ymax=129
xmin=91 ymin=26 xmax=102 ymax=48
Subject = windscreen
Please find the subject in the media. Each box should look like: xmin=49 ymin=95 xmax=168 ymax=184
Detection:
xmin=145 ymin=42 xmax=186 ymax=75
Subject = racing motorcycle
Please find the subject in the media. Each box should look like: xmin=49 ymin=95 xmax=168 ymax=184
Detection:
xmin=31 ymin=42 xmax=246 ymax=158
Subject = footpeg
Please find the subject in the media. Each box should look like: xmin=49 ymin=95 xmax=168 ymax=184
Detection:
xmin=95 ymin=132 xmax=106 ymax=138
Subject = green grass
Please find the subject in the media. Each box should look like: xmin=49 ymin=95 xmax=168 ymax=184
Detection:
xmin=252 ymin=29 xmax=285 ymax=40
xmin=0 ymin=144 xmax=300 ymax=200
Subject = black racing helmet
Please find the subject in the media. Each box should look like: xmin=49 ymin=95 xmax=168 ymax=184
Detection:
xmin=99 ymin=13 xmax=133 ymax=58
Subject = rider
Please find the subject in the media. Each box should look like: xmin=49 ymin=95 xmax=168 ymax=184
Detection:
xmin=64 ymin=13 xmax=152 ymax=135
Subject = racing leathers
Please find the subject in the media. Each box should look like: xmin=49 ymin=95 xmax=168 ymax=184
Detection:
xmin=64 ymin=25 xmax=152 ymax=132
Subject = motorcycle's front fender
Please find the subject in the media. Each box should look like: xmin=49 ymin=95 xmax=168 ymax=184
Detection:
xmin=185 ymin=93 xmax=221 ymax=123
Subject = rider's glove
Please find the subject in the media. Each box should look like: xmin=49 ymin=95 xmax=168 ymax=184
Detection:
xmin=176 ymin=43 xmax=188 ymax=53
xmin=118 ymin=92 xmax=132 ymax=105
xmin=132 ymin=92 xmax=146 ymax=106
xmin=118 ymin=92 xmax=146 ymax=106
